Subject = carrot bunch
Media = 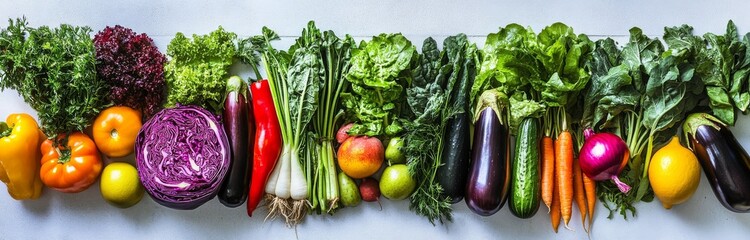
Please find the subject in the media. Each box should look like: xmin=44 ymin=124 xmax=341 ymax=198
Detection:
xmin=542 ymin=111 xmax=596 ymax=234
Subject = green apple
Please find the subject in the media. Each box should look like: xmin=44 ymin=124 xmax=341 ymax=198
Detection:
xmin=379 ymin=164 xmax=416 ymax=200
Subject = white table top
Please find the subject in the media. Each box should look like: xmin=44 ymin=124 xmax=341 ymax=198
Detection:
xmin=3 ymin=1 xmax=750 ymax=239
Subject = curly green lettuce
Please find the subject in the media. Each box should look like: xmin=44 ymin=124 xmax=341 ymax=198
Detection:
xmin=164 ymin=27 xmax=236 ymax=113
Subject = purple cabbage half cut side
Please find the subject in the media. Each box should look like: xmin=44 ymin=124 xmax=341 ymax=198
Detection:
xmin=136 ymin=105 xmax=231 ymax=210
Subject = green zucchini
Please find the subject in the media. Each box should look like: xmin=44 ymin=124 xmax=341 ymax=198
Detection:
xmin=509 ymin=118 xmax=541 ymax=218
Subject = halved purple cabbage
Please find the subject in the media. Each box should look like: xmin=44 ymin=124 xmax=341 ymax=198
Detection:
xmin=136 ymin=105 xmax=230 ymax=210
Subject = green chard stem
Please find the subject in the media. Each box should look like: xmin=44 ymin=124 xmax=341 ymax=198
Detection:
xmin=641 ymin=132 xmax=656 ymax=179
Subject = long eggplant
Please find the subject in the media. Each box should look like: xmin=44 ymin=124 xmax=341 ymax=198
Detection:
xmin=219 ymin=76 xmax=252 ymax=207
xmin=437 ymin=39 xmax=474 ymax=204
xmin=465 ymin=106 xmax=511 ymax=216
xmin=683 ymin=113 xmax=750 ymax=212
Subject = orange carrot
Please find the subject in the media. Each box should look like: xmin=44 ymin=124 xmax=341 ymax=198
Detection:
xmin=542 ymin=136 xmax=555 ymax=211
xmin=551 ymin=173 xmax=561 ymax=233
xmin=583 ymin=174 xmax=597 ymax=232
xmin=573 ymin=157 xmax=588 ymax=233
xmin=556 ymin=130 xmax=574 ymax=229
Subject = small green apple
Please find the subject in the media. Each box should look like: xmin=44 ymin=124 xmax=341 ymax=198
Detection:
xmin=380 ymin=164 xmax=416 ymax=200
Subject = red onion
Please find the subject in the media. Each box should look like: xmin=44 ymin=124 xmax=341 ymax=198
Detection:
xmin=579 ymin=128 xmax=631 ymax=193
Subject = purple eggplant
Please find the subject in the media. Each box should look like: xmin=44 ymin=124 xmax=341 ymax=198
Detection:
xmin=219 ymin=76 xmax=251 ymax=207
xmin=465 ymin=107 xmax=511 ymax=216
xmin=683 ymin=113 xmax=750 ymax=212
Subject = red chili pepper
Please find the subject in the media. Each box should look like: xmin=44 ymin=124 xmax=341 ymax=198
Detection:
xmin=247 ymin=79 xmax=282 ymax=217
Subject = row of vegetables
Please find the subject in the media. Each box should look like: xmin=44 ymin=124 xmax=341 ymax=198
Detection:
xmin=2 ymin=17 xmax=750 ymax=233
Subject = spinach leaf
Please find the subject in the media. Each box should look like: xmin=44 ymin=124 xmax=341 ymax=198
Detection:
xmin=696 ymin=20 xmax=750 ymax=125
xmin=581 ymin=38 xmax=621 ymax=129
xmin=642 ymin=54 xmax=703 ymax=141
xmin=343 ymin=33 xmax=416 ymax=136
xmin=405 ymin=36 xmax=469 ymax=225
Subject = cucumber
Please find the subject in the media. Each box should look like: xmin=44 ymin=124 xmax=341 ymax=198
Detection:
xmin=509 ymin=118 xmax=541 ymax=218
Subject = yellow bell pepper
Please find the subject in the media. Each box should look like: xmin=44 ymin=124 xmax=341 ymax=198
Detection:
xmin=0 ymin=113 xmax=45 ymax=200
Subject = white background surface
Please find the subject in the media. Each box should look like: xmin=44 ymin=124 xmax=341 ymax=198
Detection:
xmin=3 ymin=1 xmax=750 ymax=239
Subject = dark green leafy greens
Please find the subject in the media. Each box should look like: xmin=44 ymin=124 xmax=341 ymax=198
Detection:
xmin=531 ymin=23 xmax=593 ymax=112
xmin=580 ymin=38 xmax=624 ymax=130
xmin=473 ymin=24 xmax=538 ymax=105
xmin=696 ymin=20 xmax=750 ymax=125
xmin=473 ymin=24 xmax=545 ymax=133
xmin=0 ymin=18 xmax=109 ymax=139
xmin=342 ymin=33 xmax=416 ymax=137
xmin=583 ymin=26 xmax=706 ymax=219
xmin=506 ymin=23 xmax=593 ymax=139
xmin=405 ymin=34 xmax=477 ymax=225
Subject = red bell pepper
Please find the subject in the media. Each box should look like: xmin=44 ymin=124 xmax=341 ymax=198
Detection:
xmin=247 ymin=79 xmax=283 ymax=216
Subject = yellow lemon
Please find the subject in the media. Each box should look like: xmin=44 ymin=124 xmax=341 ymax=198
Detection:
xmin=100 ymin=162 xmax=144 ymax=208
xmin=648 ymin=137 xmax=701 ymax=209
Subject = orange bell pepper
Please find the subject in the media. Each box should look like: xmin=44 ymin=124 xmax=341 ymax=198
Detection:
xmin=0 ymin=113 xmax=45 ymax=200
xmin=92 ymin=106 xmax=142 ymax=158
xmin=40 ymin=132 xmax=102 ymax=193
